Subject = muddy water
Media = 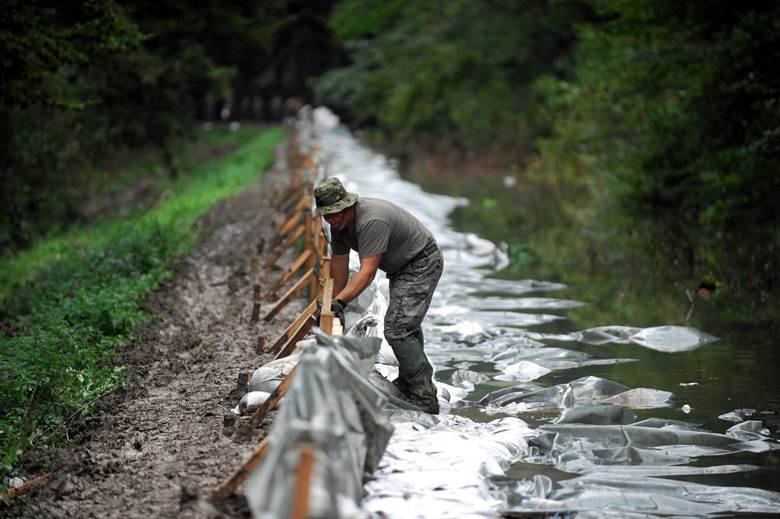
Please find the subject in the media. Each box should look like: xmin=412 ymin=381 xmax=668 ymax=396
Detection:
xmin=302 ymin=109 xmax=780 ymax=515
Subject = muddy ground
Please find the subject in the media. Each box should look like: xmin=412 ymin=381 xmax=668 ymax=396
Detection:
xmin=9 ymin=140 xmax=307 ymax=518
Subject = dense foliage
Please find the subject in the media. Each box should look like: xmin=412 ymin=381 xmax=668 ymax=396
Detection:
xmin=539 ymin=0 xmax=780 ymax=292
xmin=316 ymin=0 xmax=780 ymax=294
xmin=0 ymin=0 xmax=340 ymax=252
xmin=0 ymin=127 xmax=283 ymax=473
xmin=316 ymin=0 xmax=590 ymax=150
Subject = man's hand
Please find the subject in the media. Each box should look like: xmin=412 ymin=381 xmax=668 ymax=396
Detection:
xmin=331 ymin=299 xmax=346 ymax=327
xmin=316 ymin=298 xmax=346 ymax=327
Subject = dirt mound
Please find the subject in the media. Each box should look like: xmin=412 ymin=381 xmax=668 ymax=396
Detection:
xmin=11 ymin=141 xmax=306 ymax=518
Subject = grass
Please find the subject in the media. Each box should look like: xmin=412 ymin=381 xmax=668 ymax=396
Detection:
xmin=0 ymin=126 xmax=285 ymax=477
xmin=0 ymin=124 xmax=266 ymax=305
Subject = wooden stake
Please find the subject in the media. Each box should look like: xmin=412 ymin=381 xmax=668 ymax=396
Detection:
xmin=271 ymin=249 xmax=313 ymax=296
xmin=266 ymin=225 xmax=305 ymax=269
xmin=277 ymin=209 xmax=301 ymax=237
xmin=320 ymin=257 xmax=331 ymax=282
xmin=1 ymin=473 xmax=51 ymax=499
xmin=316 ymin=219 xmax=327 ymax=260
xmin=277 ymin=189 xmax=303 ymax=216
xmin=212 ymin=437 xmax=270 ymax=500
xmin=273 ymin=315 xmax=315 ymax=361
xmin=250 ymin=365 xmax=298 ymax=428
xmin=268 ymin=300 xmax=318 ymax=354
xmin=304 ymin=210 xmax=317 ymax=298
xmin=274 ymin=183 xmax=303 ymax=210
xmin=250 ymin=284 xmax=262 ymax=323
xmin=291 ymin=446 xmax=316 ymax=519
xmin=262 ymin=267 xmax=315 ymax=321
xmin=319 ymin=278 xmax=335 ymax=335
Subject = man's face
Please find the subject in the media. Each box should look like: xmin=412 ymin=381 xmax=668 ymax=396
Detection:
xmin=323 ymin=207 xmax=352 ymax=231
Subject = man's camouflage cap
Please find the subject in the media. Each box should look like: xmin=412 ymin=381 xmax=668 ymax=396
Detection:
xmin=314 ymin=177 xmax=358 ymax=216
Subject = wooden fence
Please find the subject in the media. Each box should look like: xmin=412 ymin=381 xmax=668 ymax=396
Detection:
xmin=212 ymin=135 xmax=341 ymax=518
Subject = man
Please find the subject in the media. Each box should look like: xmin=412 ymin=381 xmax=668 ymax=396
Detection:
xmin=315 ymin=177 xmax=443 ymax=414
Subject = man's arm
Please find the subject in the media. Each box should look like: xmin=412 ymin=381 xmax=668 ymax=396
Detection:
xmin=334 ymin=253 xmax=382 ymax=305
xmin=331 ymin=254 xmax=350 ymax=296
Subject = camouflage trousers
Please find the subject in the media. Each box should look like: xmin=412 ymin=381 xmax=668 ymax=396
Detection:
xmin=384 ymin=243 xmax=444 ymax=409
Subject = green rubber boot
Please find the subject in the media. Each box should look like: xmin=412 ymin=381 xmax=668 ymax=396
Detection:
xmin=390 ymin=330 xmax=439 ymax=414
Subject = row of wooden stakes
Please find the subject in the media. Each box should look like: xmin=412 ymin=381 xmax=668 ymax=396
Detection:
xmin=0 ymin=140 xmax=338 ymax=508
xmin=212 ymin=140 xmax=342 ymax=517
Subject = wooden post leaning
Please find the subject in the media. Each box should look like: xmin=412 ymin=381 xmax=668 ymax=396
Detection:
xmin=249 ymin=364 xmax=299 ymax=429
xmin=265 ymin=224 xmax=305 ymax=269
xmin=266 ymin=299 xmax=318 ymax=355
xmin=262 ymin=267 xmax=315 ymax=322
xmin=1 ymin=473 xmax=52 ymax=500
xmin=212 ymin=437 xmax=270 ymax=500
xmin=269 ymin=249 xmax=313 ymax=297
xmin=250 ymin=257 xmax=262 ymax=323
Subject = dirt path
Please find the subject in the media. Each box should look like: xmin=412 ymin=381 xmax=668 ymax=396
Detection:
xmin=12 ymin=141 xmax=304 ymax=518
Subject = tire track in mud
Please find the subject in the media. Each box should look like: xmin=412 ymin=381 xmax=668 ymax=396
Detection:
xmin=13 ymin=141 xmax=304 ymax=518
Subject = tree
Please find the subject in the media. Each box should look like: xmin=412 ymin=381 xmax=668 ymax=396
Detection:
xmin=539 ymin=0 xmax=780 ymax=291
xmin=316 ymin=0 xmax=592 ymax=150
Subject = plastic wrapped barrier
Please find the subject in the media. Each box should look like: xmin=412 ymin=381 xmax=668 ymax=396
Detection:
xmin=245 ymin=330 xmax=394 ymax=518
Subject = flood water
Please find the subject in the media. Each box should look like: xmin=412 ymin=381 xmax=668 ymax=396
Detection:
xmin=480 ymin=294 xmax=780 ymax=491
xmin=301 ymin=108 xmax=780 ymax=516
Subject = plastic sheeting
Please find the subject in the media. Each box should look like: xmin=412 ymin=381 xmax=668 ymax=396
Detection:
xmin=479 ymin=376 xmax=675 ymax=411
xmin=245 ymin=331 xmax=394 ymax=518
xmin=363 ymin=417 xmax=535 ymax=518
xmin=503 ymin=473 xmax=780 ymax=517
xmin=295 ymin=107 xmax=780 ymax=517
xmin=527 ymin=420 xmax=778 ymax=475
xmin=544 ymin=325 xmax=718 ymax=352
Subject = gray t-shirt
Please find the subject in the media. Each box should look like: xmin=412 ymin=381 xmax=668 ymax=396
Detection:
xmin=332 ymin=198 xmax=433 ymax=274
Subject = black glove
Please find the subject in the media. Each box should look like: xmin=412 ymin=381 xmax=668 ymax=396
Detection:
xmin=316 ymin=298 xmax=346 ymax=327
xmin=331 ymin=299 xmax=346 ymax=327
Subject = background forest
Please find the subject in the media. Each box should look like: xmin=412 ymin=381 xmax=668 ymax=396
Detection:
xmin=3 ymin=0 xmax=778 ymax=294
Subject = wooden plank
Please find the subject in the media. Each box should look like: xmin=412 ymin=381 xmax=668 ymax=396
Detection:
xmin=320 ymin=257 xmax=331 ymax=281
xmin=250 ymin=284 xmax=262 ymax=323
xmin=312 ymin=216 xmax=323 ymax=256
xmin=1 ymin=473 xmax=51 ymax=499
xmin=272 ymin=249 xmax=313 ymax=295
xmin=319 ymin=312 xmax=334 ymax=335
xmin=316 ymin=219 xmax=327 ymax=262
xmin=268 ymin=300 xmax=317 ymax=354
xmin=320 ymin=278 xmax=334 ymax=314
xmin=273 ymin=177 xmax=305 ymax=209
xmin=319 ymin=278 xmax=335 ymax=334
xmin=304 ymin=206 xmax=313 ymax=252
xmin=273 ymin=315 xmax=315 ymax=361
xmin=265 ymin=224 xmax=305 ymax=269
xmin=211 ymin=437 xmax=270 ymax=500
xmin=291 ymin=446 xmax=316 ymax=519
xmin=278 ymin=188 xmax=303 ymax=215
xmin=304 ymin=211 xmax=317 ymax=298
xmin=331 ymin=319 xmax=343 ymax=337
xmin=249 ymin=365 xmax=298 ymax=428
xmin=277 ymin=209 xmax=301 ymax=237
xmin=262 ymin=267 xmax=315 ymax=321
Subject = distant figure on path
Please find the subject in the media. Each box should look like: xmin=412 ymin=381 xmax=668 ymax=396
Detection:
xmin=315 ymin=178 xmax=443 ymax=414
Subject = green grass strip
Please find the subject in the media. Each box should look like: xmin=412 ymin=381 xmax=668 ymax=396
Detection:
xmin=0 ymin=127 xmax=284 ymax=474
